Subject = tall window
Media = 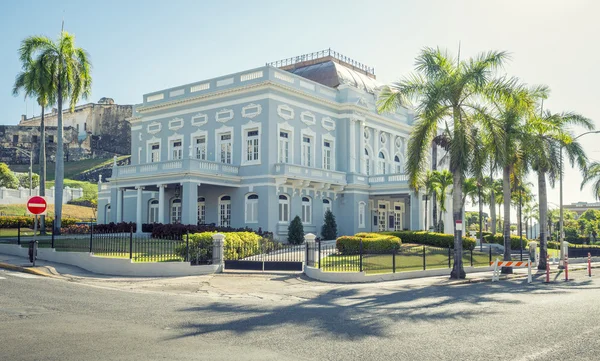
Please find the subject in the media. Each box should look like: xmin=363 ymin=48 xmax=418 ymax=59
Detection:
xmin=171 ymin=199 xmax=182 ymax=224
xmin=358 ymin=202 xmax=365 ymax=228
xmin=195 ymin=136 xmax=207 ymax=160
xmin=394 ymin=205 xmax=403 ymax=231
xmin=197 ymin=197 xmax=206 ymax=224
xmin=323 ymin=141 xmax=332 ymax=170
xmin=364 ymin=148 xmax=370 ymax=176
xmin=171 ymin=140 xmax=183 ymax=160
xmin=301 ymin=197 xmax=312 ymax=224
xmin=245 ymin=194 xmax=259 ymax=223
xmin=323 ymin=198 xmax=332 ymax=218
xmin=378 ymin=152 xmax=386 ymax=175
xmin=148 ymin=199 xmax=159 ymax=223
xmin=279 ymin=131 xmax=290 ymax=163
xmin=278 ymin=195 xmax=290 ymax=223
xmin=378 ymin=204 xmax=387 ymax=231
xmin=302 ymin=136 xmax=312 ymax=167
xmin=219 ymin=195 xmax=231 ymax=227
xmin=150 ymin=143 xmax=160 ymax=163
xmin=394 ymin=155 xmax=403 ymax=173
xmin=105 ymin=204 xmax=111 ymax=223
xmin=245 ymin=129 xmax=260 ymax=163
xmin=219 ymin=133 xmax=232 ymax=164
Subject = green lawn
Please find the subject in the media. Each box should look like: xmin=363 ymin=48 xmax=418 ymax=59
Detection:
xmin=8 ymin=156 xmax=129 ymax=181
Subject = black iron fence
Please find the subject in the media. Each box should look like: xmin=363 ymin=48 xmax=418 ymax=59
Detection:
xmin=307 ymin=242 xmax=502 ymax=274
xmin=568 ymin=245 xmax=600 ymax=258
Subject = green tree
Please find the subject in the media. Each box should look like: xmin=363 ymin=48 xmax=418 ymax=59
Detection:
xmin=582 ymin=162 xmax=600 ymax=201
xmin=462 ymin=177 xmax=479 ymax=209
xmin=432 ymin=169 xmax=453 ymax=233
xmin=0 ymin=163 xmax=19 ymax=189
xmin=423 ymin=170 xmax=439 ymax=230
xmin=14 ymin=172 xmax=40 ymax=189
xmin=288 ymin=215 xmax=304 ymax=245
xmin=321 ymin=210 xmax=338 ymax=240
xmin=377 ymin=47 xmax=510 ymax=279
xmin=19 ymin=31 xmax=92 ymax=233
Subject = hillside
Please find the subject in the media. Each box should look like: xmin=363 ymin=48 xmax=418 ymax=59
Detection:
xmin=8 ymin=156 xmax=129 ymax=182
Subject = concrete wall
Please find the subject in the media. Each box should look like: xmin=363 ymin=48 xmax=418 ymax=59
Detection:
xmin=0 ymin=187 xmax=83 ymax=205
xmin=0 ymin=243 xmax=220 ymax=277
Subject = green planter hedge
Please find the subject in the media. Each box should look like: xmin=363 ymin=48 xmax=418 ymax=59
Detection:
xmin=483 ymin=234 xmax=528 ymax=250
xmin=381 ymin=231 xmax=476 ymax=250
xmin=0 ymin=216 xmax=79 ymax=229
xmin=336 ymin=233 xmax=401 ymax=255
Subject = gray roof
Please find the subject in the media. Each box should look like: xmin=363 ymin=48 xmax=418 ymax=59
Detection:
xmin=288 ymin=60 xmax=383 ymax=94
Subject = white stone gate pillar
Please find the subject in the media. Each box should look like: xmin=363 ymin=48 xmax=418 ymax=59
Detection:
xmin=212 ymin=233 xmax=225 ymax=272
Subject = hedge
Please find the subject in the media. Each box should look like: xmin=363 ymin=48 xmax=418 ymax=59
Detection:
xmin=175 ymin=231 xmax=264 ymax=261
xmin=0 ymin=216 xmax=79 ymax=229
xmin=146 ymin=223 xmax=272 ymax=239
xmin=336 ymin=233 xmax=401 ymax=254
xmin=381 ymin=231 xmax=476 ymax=250
xmin=483 ymin=234 xmax=528 ymax=250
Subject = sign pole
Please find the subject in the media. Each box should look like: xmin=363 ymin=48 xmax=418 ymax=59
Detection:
xmin=32 ymin=214 xmax=38 ymax=266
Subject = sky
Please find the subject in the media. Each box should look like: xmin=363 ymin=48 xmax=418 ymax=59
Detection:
xmin=1 ymin=0 xmax=599 ymax=210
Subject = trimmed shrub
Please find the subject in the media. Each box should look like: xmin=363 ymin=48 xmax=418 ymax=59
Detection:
xmin=146 ymin=223 xmax=272 ymax=239
xmin=288 ymin=216 xmax=304 ymax=245
xmin=321 ymin=210 xmax=337 ymax=240
xmin=175 ymin=231 xmax=265 ymax=261
xmin=382 ymin=231 xmax=476 ymax=250
xmin=484 ymin=234 xmax=528 ymax=250
xmin=0 ymin=216 xmax=79 ymax=229
xmin=336 ymin=234 xmax=401 ymax=254
xmin=94 ymin=222 xmax=136 ymax=233
xmin=62 ymin=224 xmax=91 ymax=234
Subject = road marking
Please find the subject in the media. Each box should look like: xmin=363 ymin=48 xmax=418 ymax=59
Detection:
xmin=2 ymin=271 xmax=41 ymax=279
xmin=0 ymin=276 xmax=5 ymax=280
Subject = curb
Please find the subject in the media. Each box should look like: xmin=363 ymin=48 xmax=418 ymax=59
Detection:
xmin=0 ymin=262 xmax=57 ymax=278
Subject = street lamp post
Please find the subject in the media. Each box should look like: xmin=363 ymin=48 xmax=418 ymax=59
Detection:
xmin=559 ymin=130 xmax=600 ymax=268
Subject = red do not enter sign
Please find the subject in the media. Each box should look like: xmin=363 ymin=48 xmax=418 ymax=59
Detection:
xmin=27 ymin=196 xmax=47 ymax=215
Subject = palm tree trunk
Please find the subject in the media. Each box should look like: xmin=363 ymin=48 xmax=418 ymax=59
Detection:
xmin=424 ymin=197 xmax=428 ymax=231
xmin=502 ymin=166 xmax=512 ymax=274
xmin=538 ymin=171 xmax=548 ymax=270
xmin=39 ymin=106 xmax=46 ymax=235
xmin=490 ymin=190 xmax=496 ymax=234
xmin=432 ymin=145 xmax=438 ymax=233
xmin=450 ymin=170 xmax=465 ymax=279
xmin=54 ymin=85 xmax=64 ymax=234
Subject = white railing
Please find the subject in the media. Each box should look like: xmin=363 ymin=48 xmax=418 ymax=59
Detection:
xmin=368 ymin=174 xmax=408 ymax=184
xmin=139 ymin=164 xmax=158 ymax=173
xmin=276 ymin=164 xmax=346 ymax=184
xmin=274 ymin=71 xmax=294 ymax=83
xmin=190 ymin=83 xmax=210 ymax=93
xmin=369 ymin=176 xmax=385 ymax=183
xmin=388 ymin=174 xmax=408 ymax=182
xmin=240 ymin=71 xmax=264 ymax=82
xmin=162 ymin=160 xmax=182 ymax=170
xmin=146 ymin=93 xmax=164 ymax=102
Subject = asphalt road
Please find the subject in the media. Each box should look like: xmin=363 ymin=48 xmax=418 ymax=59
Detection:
xmin=1 ymin=268 xmax=599 ymax=361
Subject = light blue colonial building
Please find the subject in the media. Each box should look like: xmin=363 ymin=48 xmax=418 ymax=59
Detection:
xmin=98 ymin=50 xmax=425 ymax=240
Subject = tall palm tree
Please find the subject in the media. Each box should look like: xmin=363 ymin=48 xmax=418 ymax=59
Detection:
xmin=523 ymin=202 xmax=539 ymax=239
xmin=462 ymin=177 xmax=479 ymax=209
xmin=378 ymin=47 xmax=509 ymax=278
xmin=582 ymin=162 xmax=600 ymax=201
xmin=433 ymin=169 xmax=454 ymax=232
xmin=19 ymin=31 xmax=92 ymax=233
xmin=13 ymin=57 xmax=56 ymax=235
xmin=493 ymin=178 xmax=504 ymax=232
xmin=423 ymin=170 xmax=439 ymax=230
xmin=525 ymin=109 xmax=593 ymax=270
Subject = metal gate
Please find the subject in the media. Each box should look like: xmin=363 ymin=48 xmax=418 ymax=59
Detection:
xmin=224 ymin=242 xmax=305 ymax=271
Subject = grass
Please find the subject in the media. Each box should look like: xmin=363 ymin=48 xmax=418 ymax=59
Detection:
xmin=8 ymin=156 xmax=129 ymax=181
xmin=0 ymin=204 xmax=95 ymax=219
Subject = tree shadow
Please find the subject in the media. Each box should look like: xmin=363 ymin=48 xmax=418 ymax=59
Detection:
xmin=169 ymin=276 xmax=596 ymax=341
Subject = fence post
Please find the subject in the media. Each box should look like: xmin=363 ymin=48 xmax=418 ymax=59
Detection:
xmin=489 ymin=246 xmax=492 ymax=264
xmin=359 ymin=240 xmax=363 ymax=273
xmin=318 ymin=238 xmax=322 ymax=269
xmin=186 ymin=231 xmax=190 ymax=262
xmin=89 ymin=221 xmax=93 ymax=253
xmin=423 ymin=245 xmax=426 ymax=271
xmin=392 ymin=249 xmax=396 ymax=273
xmin=212 ymin=233 xmax=225 ymax=272
xmin=129 ymin=226 xmax=133 ymax=260
xmin=448 ymin=246 xmax=451 ymax=268
xmin=304 ymin=233 xmax=317 ymax=269
xmin=17 ymin=221 xmax=21 ymax=245
xmin=471 ymin=249 xmax=473 ymax=267
xmin=51 ymin=220 xmax=55 ymax=249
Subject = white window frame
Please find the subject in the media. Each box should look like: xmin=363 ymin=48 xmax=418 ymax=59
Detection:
xmin=394 ymin=202 xmax=404 ymax=231
xmin=364 ymin=147 xmax=371 ymax=176
xmin=169 ymin=135 xmax=183 ymax=160
xmin=278 ymin=194 xmax=290 ymax=223
xmin=146 ymin=138 xmax=162 ymax=163
xmin=301 ymin=128 xmax=316 ymax=168
xmin=358 ymin=202 xmax=366 ymax=228
xmin=394 ymin=154 xmax=403 ymax=173
xmin=218 ymin=195 xmax=231 ymax=227
xmin=241 ymin=121 xmax=261 ymax=165
xmin=245 ymin=194 xmax=259 ymax=223
xmin=378 ymin=201 xmax=389 ymax=231
xmin=277 ymin=122 xmax=294 ymax=164
xmin=321 ymin=134 xmax=335 ymax=170
xmin=197 ymin=197 xmax=206 ymax=224
xmin=377 ymin=150 xmax=387 ymax=175
xmin=301 ymin=197 xmax=312 ymax=224
xmin=171 ymin=198 xmax=182 ymax=224
xmin=323 ymin=198 xmax=332 ymax=219
xmin=148 ymin=199 xmax=159 ymax=223
xmin=215 ymin=126 xmax=234 ymax=165
xmin=190 ymin=130 xmax=208 ymax=161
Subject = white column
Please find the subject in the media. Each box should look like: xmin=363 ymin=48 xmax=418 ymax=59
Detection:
xmin=373 ymin=128 xmax=380 ymax=174
xmin=158 ymin=184 xmax=166 ymax=224
xmin=349 ymin=118 xmax=356 ymax=173
xmin=359 ymin=121 xmax=365 ymax=174
xmin=116 ymin=188 xmax=123 ymax=222
xmin=136 ymin=186 xmax=143 ymax=233
xmin=389 ymin=133 xmax=394 ymax=172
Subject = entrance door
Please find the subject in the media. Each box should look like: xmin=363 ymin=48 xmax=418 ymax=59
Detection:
xmin=394 ymin=203 xmax=404 ymax=231
xmin=378 ymin=202 xmax=388 ymax=231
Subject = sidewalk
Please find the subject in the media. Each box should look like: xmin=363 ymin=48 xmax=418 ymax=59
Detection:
xmin=0 ymin=253 xmax=124 ymax=279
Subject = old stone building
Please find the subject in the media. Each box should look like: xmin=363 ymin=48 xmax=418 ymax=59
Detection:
xmin=1 ymin=98 xmax=133 ymax=164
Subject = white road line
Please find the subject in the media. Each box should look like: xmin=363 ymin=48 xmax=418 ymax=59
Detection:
xmin=0 ymin=276 xmax=6 ymax=280
xmin=2 ymin=271 xmax=41 ymax=279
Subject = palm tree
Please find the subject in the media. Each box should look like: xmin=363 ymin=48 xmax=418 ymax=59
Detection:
xmin=523 ymin=202 xmax=539 ymax=239
xmin=433 ymin=169 xmax=453 ymax=233
xmin=525 ymin=109 xmax=593 ymax=270
xmin=423 ymin=170 xmax=439 ymax=230
xmin=19 ymin=31 xmax=92 ymax=233
xmin=13 ymin=57 xmax=56 ymax=235
xmin=582 ymin=162 xmax=600 ymax=201
xmin=462 ymin=177 xmax=478 ymax=209
xmin=493 ymin=178 xmax=504 ymax=232
xmin=377 ymin=47 xmax=510 ymax=279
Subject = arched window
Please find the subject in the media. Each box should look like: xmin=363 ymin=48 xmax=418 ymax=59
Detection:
xmin=323 ymin=198 xmax=332 ymax=218
xmin=148 ymin=199 xmax=159 ymax=223
xmin=278 ymin=194 xmax=290 ymax=223
xmin=364 ymin=148 xmax=370 ymax=176
xmin=378 ymin=151 xmax=387 ymax=175
xmin=358 ymin=202 xmax=366 ymax=228
xmin=301 ymin=197 xmax=312 ymax=224
xmin=105 ymin=204 xmax=111 ymax=223
xmin=245 ymin=194 xmax=259 ymax=223
xmin=197 ymin=197 xmax=206 ymax=224
xmin=171 ymin=199 xmax=182 ymax=224
xmin=219 ymin=195 xmax=231 ymax=227
xmin=394 ymin=155 xmax=403 ymax=174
